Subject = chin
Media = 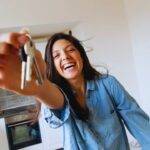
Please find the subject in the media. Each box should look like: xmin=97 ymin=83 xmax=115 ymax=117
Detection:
xmin=64 ymin=73 xmax=79 ymax=80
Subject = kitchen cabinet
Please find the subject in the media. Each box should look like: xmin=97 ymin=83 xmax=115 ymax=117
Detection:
xmin=39 ymin=107 xmax=63 ymax=150
xmin=0 ymin=118 xmax=9 ymax=150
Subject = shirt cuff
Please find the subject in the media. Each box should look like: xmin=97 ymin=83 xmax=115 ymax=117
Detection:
xmin=44 ymin=88 xmax=70 ymax=128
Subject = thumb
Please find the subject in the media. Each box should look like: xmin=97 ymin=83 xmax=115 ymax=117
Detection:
xmin=0 ymin=32 xmax=28 ymax=49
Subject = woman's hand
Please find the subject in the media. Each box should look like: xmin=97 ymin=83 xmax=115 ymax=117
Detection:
xmin=0 ymin=32 xmax=64 ymax=109
xmin=0 ymin=32 xmax=46 ymax=96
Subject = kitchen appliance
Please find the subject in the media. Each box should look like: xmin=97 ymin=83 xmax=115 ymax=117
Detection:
xmin=5 ymin=107 xmax=42 ymax=150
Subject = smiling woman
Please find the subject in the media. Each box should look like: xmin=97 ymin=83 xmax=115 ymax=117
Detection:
xmin=0 ymin=32 xmax=150 ymax=150
xmin=45 ymin=33 xmax=101 ymax=121
xmin=52 ymin=40 xmax=83 ymax=81
xmin=44 ymin=33 xmax=150 ymax=150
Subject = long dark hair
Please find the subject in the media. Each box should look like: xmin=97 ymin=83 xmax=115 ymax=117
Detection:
xmin=45 ymin=33 xmax=101 ymax=121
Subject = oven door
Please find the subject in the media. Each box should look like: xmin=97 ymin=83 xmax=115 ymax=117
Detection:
xmin=6 ymin=120 xmax=42 ymax=150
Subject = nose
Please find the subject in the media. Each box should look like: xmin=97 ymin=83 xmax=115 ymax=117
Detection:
xmin=61 ymin=51 xmax=70 ymax=61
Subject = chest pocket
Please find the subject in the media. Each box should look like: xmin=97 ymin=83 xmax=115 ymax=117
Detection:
xmin=91 ymin=108 xmax=122 ymax=140
xmin=102 ymin=110 xmax=122 ymax=137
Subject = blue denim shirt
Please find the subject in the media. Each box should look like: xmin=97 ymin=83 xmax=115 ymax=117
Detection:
xmin=44 ymin=75 xmax=150 ymax=150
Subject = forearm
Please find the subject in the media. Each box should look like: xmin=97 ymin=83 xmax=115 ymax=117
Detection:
xmin=35 ymin=79 xmax=64 ymax=109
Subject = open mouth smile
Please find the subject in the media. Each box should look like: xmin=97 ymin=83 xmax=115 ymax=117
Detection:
xmin=62 ymin=62 xmax=76 ymax=71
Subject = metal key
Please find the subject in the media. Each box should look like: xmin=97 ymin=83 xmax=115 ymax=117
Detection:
xmin=33 ymin=56 xmax=44 ymax=85
xmin=24 ymin=39 xmax=34 ymax=82
xmin=25 ymin=37 xmax=43 ymax=85
xmin=20 ymin=46 xmax=27 ymax=89
xmin=20 ymin=35 xmax=43 ymax=89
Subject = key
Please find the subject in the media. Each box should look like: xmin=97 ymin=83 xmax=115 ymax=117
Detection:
xmin=24 ymin=36 xmax=43 ymax=86
xmin=24 ymin=39 xmax=34 ymax=81
xmin=33 ymin=57 xmax=43 ymax=85
xmin=20 ymin=46 xmax=27 ymax=89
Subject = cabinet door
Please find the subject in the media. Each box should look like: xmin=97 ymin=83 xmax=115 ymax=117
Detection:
xmin=39 ymin=105 xmax=63 ymax=150
xmin=0 ymin=118 xmax=9 ymax=150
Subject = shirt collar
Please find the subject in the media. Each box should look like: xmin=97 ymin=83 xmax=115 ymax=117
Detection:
xmin=86 ymin=79 xmax=96 ymax=91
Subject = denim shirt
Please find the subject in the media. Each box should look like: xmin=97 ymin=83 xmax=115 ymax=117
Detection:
xmin=44 ymin=75 xmax=150 ymax=150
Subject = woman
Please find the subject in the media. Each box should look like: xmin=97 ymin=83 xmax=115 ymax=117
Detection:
xmin=0 ymin=32 xmax=150 ymax=150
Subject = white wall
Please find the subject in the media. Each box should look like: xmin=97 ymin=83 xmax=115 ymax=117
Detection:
xmin=123 ymin=0 xmax=150 ymax=115
xmin=0 ymin=0 xmax=95 ymax=28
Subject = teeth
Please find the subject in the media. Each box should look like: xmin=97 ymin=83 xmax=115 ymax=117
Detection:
xmin=63 ymin=63 xmax=75 ymax=70
xmin=65 ymin=65 xmax=74 ymax=70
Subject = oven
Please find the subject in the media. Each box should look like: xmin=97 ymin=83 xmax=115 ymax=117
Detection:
xmin=5 ymin=109 xmax=42 ymax=150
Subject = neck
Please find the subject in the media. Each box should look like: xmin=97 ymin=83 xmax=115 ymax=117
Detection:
xmin=68 ymin=76 xmax=85 ymax=94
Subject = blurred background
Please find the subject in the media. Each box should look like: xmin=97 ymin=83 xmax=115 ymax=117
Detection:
xmin=0 ymin=0 xmax=150 ymax=149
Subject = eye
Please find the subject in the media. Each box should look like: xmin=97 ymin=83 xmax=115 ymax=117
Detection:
xmin=67 ymin=46 xmax=76 ymax=52
xmin=53 ymin=53 xmax=60 ymax=59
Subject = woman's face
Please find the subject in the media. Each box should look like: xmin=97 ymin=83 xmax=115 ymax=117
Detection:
xmin=52 ymin=39 xmax=83 ymax=81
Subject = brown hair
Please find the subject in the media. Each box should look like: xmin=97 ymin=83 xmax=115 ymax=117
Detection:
xmin=45 ymin=33 xmax=102 ymax=121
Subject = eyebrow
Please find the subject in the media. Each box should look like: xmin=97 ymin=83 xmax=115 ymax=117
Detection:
xmin=52 ymin=44 xmax=73 ymax=53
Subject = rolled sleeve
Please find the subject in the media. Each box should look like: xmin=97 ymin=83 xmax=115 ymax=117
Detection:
xmin=44 ymin=88 xmax=70 ymax=128
xmin=105 ymin=75 xmax=150 ymax=149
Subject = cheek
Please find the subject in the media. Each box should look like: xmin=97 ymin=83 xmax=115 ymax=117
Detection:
xmin=54 ymin=60 xmax=61 ymax=73
xmin=80 ymin=61 xmax=83 ymax=71
xmin=77 ymin=56 xmax=83 ymax=69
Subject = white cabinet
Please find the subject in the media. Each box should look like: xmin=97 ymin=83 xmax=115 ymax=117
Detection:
xmin=39 ymin=110 xmax=63 ymax=150
xmin=0 ymin=118 xmax=9 ymax=150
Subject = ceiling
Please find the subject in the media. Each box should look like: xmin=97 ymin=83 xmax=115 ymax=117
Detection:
xmin=0 ymin=21 xmax=79 ymax=41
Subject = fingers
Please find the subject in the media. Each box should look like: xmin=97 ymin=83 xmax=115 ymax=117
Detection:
xmin=0 ymin=71 xmax=5 ymax=88
xmin=0 ymin=55 xmax=6 ymax=79
xmin=0 ymin=32 xmax=28 ymax=49
xmin=0 ymin=55 xmax=5 ymax=87
xmin=0 ymin=42 xmax=19 ymax=55
xmin=0 ymin=54 xmax=7 ymax=63
xmin=0 ymin=43 xmax=11 ymax=54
